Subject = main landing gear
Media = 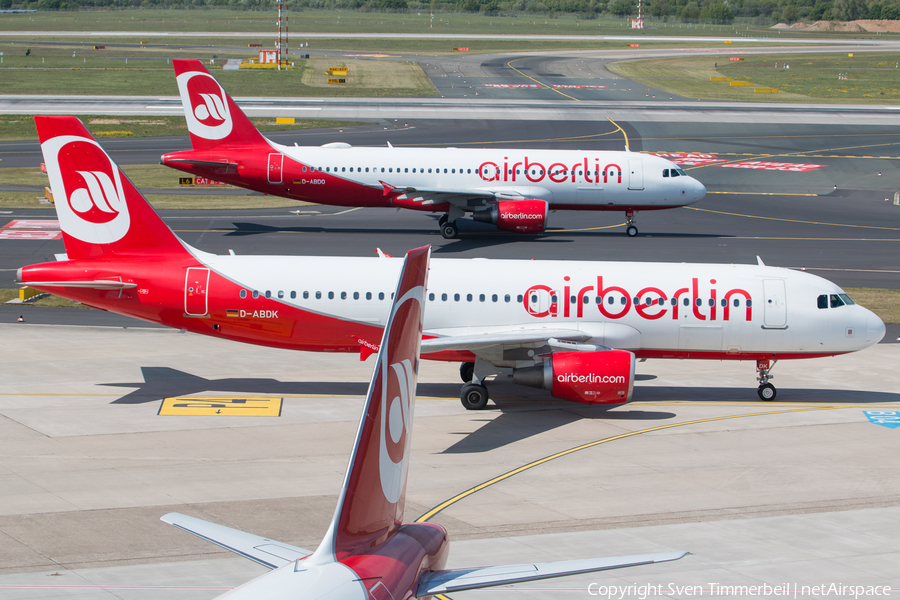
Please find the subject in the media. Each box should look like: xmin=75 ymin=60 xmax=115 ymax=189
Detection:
xmin=756 ymin=358 xmax=777 ymax=401
xmin=459 ymin=360 xmax=491 ymax=410
xmin=439 ymin=209 xmax=463 ymax=239
xmin=625 ymin=210 xmax=639 ymax=237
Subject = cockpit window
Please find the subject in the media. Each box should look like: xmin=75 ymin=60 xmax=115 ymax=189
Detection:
xmin=675 ymin=168 xmax=687 ymax=176
xmin=839 ymin=293 xmax=855 ymax=305
xmin=663 ymin=169 xmax=670 ymax=177
xmin=830 ymin=294 xmax=845 ymax=308
xmin=817 ymin=294 xmax=828 ymax=309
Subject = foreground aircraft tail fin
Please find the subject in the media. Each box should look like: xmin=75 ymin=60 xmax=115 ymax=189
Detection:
xmin=308 ymin=245 xmax=431 ymax=564
xmin=172 ymin=59 xmax=269 ymax=151
xmin=34 ymin=116 xmax=188 ymax=260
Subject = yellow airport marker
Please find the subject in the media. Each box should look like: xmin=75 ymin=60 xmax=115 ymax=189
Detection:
xmin=159 ymin=397 xmax=283 ymax=416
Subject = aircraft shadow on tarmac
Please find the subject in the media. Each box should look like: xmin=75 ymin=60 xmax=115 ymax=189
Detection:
xmin=101 ymin=367 xmax=900 ymax=454
xmin=102 ymin=367 xmax=675 ymax=454
xmin=224 ymin=221 xmax=726 ymax=243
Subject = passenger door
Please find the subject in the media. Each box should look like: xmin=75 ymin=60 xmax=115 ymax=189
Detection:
xmin=762 ymin=279 xmax=787 ymax=329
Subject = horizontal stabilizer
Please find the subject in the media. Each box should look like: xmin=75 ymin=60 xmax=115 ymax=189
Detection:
xmin=22 ymin=280 xmax=137 ymax=290
xmin=417 ymin=552 xmax=689 ymax=596
xmin=161 ymin=512 xmax=311 ymax=569
xmin=421 ymin=328 xmax=591 ymax=353
xmin=164 ymin=158 xmax=239 ymax=168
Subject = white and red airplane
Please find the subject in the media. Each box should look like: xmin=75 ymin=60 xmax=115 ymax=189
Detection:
xmin=160 ymin=59 xmax=707 ymax=238
xmin=19 ymin=116 xmax=885 ymax=410
xmin=162 ymin=245 xmax=688 ymax=599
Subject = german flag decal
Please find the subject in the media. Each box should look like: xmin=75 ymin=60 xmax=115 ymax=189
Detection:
xmin=227 ymin=309 xmax=240 ymax=318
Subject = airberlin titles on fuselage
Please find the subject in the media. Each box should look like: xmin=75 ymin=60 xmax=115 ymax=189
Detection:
xmin=477 ymin=156 xmax=627 ymax=184
xmin=524 ymin=276 xmax=752 ymax=321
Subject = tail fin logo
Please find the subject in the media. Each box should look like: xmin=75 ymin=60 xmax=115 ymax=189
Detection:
xmin=70 ymin=170 xmax=122 ymax=223
xmin=41 ymin=136 xmax=130 ymax=244
xmin=176 ymin=71 xmax=233 ymax=141
xmin=378 ymin=288 xmax=423 ymax=504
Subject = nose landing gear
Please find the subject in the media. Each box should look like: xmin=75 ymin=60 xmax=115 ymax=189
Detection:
xmin=625 ymin=210 xmax=638 ymax=237
xmin=756 ymin=358 xmax=777 ymax=401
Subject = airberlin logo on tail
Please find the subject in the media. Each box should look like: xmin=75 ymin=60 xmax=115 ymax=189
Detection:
xmin=40 ymin=135 xmax=130 ymax=244
xmin=176 ymin=71 xmax=233 ymax=140
xmin=70 ymin=170 xmax=121 ymax=223
xmin=378 ymin=286 xmax=423 ymax=505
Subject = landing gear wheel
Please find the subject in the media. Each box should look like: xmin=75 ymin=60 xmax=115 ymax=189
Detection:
xmin=460 ymin=383 xmax=489 ymax=410
xmin=626 ymin=225 xmax=639 ymax=237
xmin=438 ymin=213 xmax=449 ymax=227
xmin=441 ymin=222 xmax=459 ymax=239
xmin=460 ymin=361 xmax=475 ymax=383
xmin=757 ymin=383 xmax=776 ymax=401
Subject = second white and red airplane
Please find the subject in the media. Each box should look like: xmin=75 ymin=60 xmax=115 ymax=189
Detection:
xmin=160 ymin=59 xmax=707 ymax=238
xmin=19 ymin=116 xmax=884 ymax=410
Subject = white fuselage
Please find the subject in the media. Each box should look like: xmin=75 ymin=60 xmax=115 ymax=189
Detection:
xmin=198 ymin=251 xmax=884 ymax=361
xmin=272 ymin=144 xmax=706 ymax=209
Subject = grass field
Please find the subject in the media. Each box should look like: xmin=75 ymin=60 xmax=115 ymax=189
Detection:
xmin=607 ymin=53 xmax=900 ymax=102
xmin=0 ymin=114 xmax=365 ymax=142
xmin=0 ymin=9 xmax=794 ymax=37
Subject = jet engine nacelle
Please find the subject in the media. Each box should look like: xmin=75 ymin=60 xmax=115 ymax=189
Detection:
xmin=512 ymin=350 xmax=635 ymax=404
xmin=472 ymin=199 xmax=548 ymax=233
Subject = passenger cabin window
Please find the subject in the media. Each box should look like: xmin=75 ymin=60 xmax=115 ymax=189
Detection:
xmin=240 ymin=290 xmax=247 ymax=299
xmin=290 ymin=291 xmax=296 ymax=299
xmin=303 ymin=291 xmax=309 ymax=299
xmin=429 ymin=292 xmax=435 ymax=301
xmin=278 ymin=291 xmax=284 ymax=299
xmin=378 ymin=292 xmax=385 ymax=300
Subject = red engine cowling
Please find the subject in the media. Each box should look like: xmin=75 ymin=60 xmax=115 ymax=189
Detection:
xmin=512 ymin=350 xmax=635 ymax=404
xmin=472 ymin=199 xmax=548 ymax=233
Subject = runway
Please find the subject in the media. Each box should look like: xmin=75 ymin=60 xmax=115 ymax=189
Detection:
xmin=0 ymin=323 xmax=898 ymax=599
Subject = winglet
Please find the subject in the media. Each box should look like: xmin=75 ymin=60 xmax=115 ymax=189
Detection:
xmin=380 ymin=180 xmax=400 ymax=197
xmin=757 ymin=255 xmax=766 ymax=266
xmin=308 ymin=245 xmax=431 ymax=565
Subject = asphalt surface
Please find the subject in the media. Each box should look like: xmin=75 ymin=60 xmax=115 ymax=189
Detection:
xmin=3 ymin=119 xmax=899 ymax=290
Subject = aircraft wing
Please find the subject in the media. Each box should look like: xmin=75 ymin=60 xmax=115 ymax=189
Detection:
xmin=161 ymin=513 xmax=312 ymax=569
xmin=372 ymin=181 xmax=495 ymax=206
xmin=417 ymin=552 xmax=689 ymax=596
xmin=421 ymin=328 xmax=593 ymax=353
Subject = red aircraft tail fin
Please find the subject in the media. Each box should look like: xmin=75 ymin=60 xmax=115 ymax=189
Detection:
xmin=309 ymin=245 xmax=431 ymax=564
xmin=172 ymin=59 xmax=269 ymax=151
xmin=34 ymin=116 xmax=187 ymax=260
